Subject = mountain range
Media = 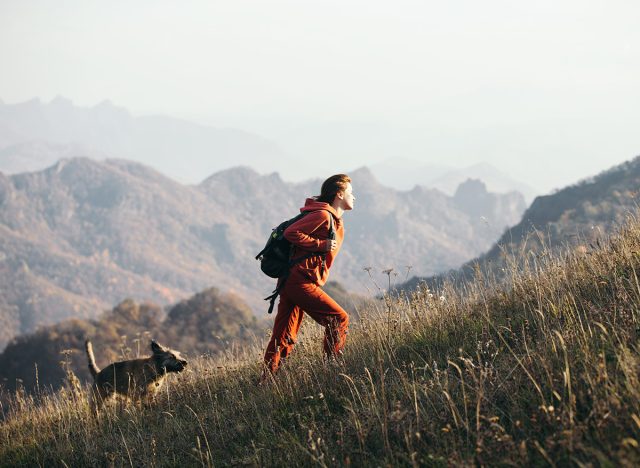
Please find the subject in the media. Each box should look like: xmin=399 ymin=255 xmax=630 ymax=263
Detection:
xmin=0 ymin=157 xmax=525 ymax=350
xmin=401 ymin=155 xmax=640 ymax=291
xmin=368 ymin=158 xmax=539 ymax=203
xmin=0 ymin=98 xmax=537 ymax=198
xmin=0 ymin=97 xmax=290 ymax=183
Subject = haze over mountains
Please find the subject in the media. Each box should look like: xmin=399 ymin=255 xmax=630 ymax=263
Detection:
xmin=0 ymin=156 xmax=525 ymax=350
xmin=401 ymin=155 xmax=640 ymax=291
xmin=0 ymin=97 xmax=538 ymax=198
xmin=0 ymin=97 xmax=289 ymax=183
xmin=0 ymin=94 xmax=636 ymax=408
xmin=369 ymin=158 xmax=539 ymax=203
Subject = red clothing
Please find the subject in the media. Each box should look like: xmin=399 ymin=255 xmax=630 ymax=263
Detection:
xmin=264 ymin=277 xmax=349 ymax=373
xmin=263 ymin=198 xmax=348 ymax=374
xmin=284 ymin=198 xmax=345 ymax=286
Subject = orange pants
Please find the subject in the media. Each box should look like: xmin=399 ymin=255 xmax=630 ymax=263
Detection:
xmin=264 ymin=278 xmax=349 ymax=374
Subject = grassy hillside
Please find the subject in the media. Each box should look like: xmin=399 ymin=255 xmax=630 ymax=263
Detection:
xmin=0 ymin=281 xmax=369 ymax=394
xmin=1 ymin=216 xmax=640 ymax=466
xmin=0 ymin=288 xmax=265 ymax=394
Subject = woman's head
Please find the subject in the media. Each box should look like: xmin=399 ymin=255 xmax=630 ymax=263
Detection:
xmin=317 ymin=174 xmax=354 ymax=210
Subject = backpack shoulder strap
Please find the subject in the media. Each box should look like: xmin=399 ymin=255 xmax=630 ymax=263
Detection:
xmin=327 ymin=210 xmax=335 ymax=239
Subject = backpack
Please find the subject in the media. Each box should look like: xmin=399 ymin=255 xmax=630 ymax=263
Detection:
xmin=255 ymin=209 xmax=335 ymax=313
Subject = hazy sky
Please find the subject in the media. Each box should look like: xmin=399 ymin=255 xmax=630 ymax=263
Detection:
xmin=1 ymin=0 xmax=639 ymax=193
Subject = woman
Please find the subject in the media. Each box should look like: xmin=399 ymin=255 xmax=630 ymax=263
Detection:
xmin=263 ymin=174 xmax=355 ymax=376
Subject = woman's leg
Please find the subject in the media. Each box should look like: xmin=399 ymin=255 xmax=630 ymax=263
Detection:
xmin=279 ymin=304 xmax=305 ymax=364
xmin=263 ymin=290 xmax=305 ymax=374
xmin=283 ymin=280 xmax=349 ymax=358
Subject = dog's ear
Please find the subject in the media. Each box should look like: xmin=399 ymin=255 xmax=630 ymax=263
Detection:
xmin=151 ymin=340 xmax=166 ymax=353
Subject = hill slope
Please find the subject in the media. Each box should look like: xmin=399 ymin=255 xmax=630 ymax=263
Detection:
xmin=0 ymin=287 xmax=263 ymax=394
xmin=0 ymin=280 xmax=369 ymax=393
xmin=1 ymin=201 xmax=639 ymax=466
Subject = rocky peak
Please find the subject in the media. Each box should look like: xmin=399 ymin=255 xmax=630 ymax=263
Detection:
xmin=453 ymin=179 xmax=491 ymax=216
xmin=453 ymin=178 xmax=526 ymax=226
xmin=349 ymin=166 xmax=379 ymax=187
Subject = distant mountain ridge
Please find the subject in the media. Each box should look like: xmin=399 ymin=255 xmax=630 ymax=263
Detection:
xmin=1 ymin=98 xmax=538 ymax=200
xmin=401 ymin=155 xmax=640 ymax=291
xmin=0 ymin=157 xmax=526 ymax=350
xmin=369 ymin=159 xmax=539 ymax=203
xmin=0 ymin=97 xmax=290 ymax=183
xmin=429 ymin=162 xmax=539 ymax=203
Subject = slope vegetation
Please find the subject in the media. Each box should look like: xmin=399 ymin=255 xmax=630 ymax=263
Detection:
xmin=1 ymin=213 xmax=639 ymax=466
xmin=0 ymin=280 xmax=368 ymax=393
xmin=0 ymin=288 xmax=263 ymax=394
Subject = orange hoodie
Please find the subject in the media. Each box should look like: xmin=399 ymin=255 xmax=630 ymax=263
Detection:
xmin=284 ymin=198 xmax=344 ymax=286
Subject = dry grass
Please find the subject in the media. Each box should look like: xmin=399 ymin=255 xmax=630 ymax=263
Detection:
xmin=2 ymin=218 xmax=640 ymax=466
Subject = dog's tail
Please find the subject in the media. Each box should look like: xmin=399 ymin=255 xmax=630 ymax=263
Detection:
xmin=85 ymin=340 xmax=100 ymax=379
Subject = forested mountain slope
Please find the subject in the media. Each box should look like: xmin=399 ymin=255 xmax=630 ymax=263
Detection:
xmin=0 ymin=158 xmax=525 ymax=349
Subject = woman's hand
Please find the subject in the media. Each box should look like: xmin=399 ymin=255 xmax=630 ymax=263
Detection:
xmin=326 ymin=239 xmax=338 ymax=251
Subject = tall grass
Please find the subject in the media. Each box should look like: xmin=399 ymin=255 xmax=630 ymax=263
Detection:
xmin=2 ymin=217 xmax=640 ymax=466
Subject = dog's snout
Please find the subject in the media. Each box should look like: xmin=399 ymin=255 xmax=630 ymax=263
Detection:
xmin=181 ymin=360 xmax=188 ymax=366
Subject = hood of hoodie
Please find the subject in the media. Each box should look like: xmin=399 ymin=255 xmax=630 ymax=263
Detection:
xmin=300 ymin=198 xmax=341 ymax=225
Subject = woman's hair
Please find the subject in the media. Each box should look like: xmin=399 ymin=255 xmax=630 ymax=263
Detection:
xmin=316 ymin=174 xmax=351 ymax=204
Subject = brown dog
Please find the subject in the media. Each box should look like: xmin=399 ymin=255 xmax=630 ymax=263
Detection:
xmin=85 ymin=339 xmax=187 ymax=412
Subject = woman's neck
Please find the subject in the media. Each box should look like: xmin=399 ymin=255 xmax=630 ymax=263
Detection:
xmin=331 ymin=200 xmax=344 ymax=218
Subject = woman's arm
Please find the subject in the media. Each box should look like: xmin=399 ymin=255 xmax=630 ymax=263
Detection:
xmin=284 ymin=211 xmax=330 ymax=251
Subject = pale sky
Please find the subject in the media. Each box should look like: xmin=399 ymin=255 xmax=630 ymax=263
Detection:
xmin=1 ymin=0 xmax=639 ymax=193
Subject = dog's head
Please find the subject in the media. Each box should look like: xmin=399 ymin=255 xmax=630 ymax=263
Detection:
xmin=151 ymin=340 xmax=188 ymax=373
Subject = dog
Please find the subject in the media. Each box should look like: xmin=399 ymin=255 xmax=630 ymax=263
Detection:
xmin=85 ymin=339 xmax=187 ymax=412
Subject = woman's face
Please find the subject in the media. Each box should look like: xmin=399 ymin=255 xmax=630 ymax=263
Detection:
xmin=339 ymin=182 xmax=355 ymax=211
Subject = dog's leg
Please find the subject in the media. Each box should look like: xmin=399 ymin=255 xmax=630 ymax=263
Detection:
xmin=88 ymin=386 xmax=98 ymax=417
xmin=88 ymin=384 xmax=106 ymax=416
